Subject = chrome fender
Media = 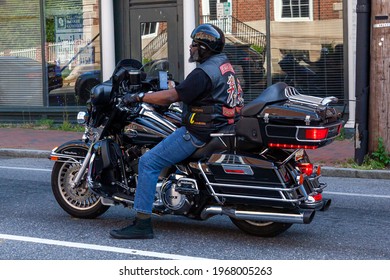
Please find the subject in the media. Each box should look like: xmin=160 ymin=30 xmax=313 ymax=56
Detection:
xmin=49 ymin=140 xmax=90 ymax=162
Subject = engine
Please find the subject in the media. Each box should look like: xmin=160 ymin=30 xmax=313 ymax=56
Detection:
xmin=156 ymin=174 xmax=200 ymax=215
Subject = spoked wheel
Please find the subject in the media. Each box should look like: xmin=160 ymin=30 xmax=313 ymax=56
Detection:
xmin=51 ymin=160 xmax=109 ymax=218
xmin=230 ymin=218 xmax=292 ymax=237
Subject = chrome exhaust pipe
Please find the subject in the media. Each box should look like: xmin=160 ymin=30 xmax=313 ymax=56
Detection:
xmin=320 ymin=198 xmax=332 ymax=211
xmin=200 ymin=206 xmax=315 ymax=224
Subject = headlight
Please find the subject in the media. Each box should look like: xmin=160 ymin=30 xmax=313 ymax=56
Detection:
xmin=77 ymin=111 xmax=88 ymax=124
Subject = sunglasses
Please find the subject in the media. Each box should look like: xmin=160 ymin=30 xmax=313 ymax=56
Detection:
xmin=191 ymin=42 xmax=199 ymax=48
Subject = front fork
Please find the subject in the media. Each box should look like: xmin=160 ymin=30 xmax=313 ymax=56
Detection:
xmin=72 ymin=143 xmax=94 ymax=187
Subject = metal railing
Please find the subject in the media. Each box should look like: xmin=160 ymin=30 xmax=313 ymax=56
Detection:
xmin=142 ymin=29 xmax=168 ymax=60
xmin=141 ymin=15 xmax=267 ymax=60
xmin=200 ymin=15 xmax=267 ymax=51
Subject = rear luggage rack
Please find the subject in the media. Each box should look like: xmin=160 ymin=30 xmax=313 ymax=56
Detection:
xmin=284 ymin=87 xmax=338 ymax=107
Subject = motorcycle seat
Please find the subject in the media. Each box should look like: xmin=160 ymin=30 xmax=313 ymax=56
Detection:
xmin=241 ymin=82 xmax=288 ymax=117
xmin=189 ymin=125 xmax=235 ymax=159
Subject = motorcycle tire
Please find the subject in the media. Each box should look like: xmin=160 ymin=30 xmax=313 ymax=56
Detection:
xmin=230 ymin=218 xmax=292 ymax=237
xmin=51 ymin=160 xmax=110 ymax=219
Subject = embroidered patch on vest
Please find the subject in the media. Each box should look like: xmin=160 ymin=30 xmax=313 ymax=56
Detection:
xmin=220 ymin=63 xmax=235 ymax=75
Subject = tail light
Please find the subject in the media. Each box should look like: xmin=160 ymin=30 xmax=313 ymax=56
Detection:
xmin=268 ymin=143 xmax=318 ymax=149
xmin=297 ymin=163 xmax=313 ymax=176
xmin=305 ymin=128 xmax=329 ymax=140
xmin=310 ymin=193 xmax=323 ymax=202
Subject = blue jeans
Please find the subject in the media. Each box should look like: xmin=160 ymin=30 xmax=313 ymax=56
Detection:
xmin=133 ymin=126 xmax=205 ymax=214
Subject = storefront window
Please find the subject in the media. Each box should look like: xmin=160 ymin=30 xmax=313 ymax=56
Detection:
xmin=45 ymin=0 xmax=101 ymax=106
xmin=0 ymin=0 xmax=43 ymax=106
xmin=198 ymin=0 xmax=344 ymax=103
xmin=0 ymin=0 xmax=101 ymax=108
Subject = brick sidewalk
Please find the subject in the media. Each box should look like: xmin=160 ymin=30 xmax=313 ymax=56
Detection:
xmin=0 ymin=127 xmax=80 ymax=151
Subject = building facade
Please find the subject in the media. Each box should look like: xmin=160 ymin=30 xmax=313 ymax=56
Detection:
xmin=0 ymin=0 xmax=351 ymax=125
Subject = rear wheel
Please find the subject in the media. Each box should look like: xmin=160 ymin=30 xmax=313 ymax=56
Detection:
xmin=51 ymin=159 xmax=109 ymax=219
xmin=230 ymin=218 xmax=292 ymax=237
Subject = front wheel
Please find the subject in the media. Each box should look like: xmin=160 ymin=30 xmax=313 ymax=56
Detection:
xmin=230 ymin=218 xmax=292 ymax=237
xmin=51 ymin=160 xmax=109 ymax=219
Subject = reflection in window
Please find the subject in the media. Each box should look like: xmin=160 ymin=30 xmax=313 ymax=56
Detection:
xmin=45 ymin=0 xmax=101 ymax=106
xmin=0 ymin=0 xmax=43 ymax=106
xmin=141 ymin=21 xmax=168 ymax=64
xmin=141 ymin=22 xmax=158 ymax=36
xmin=281 ymin=0 xmax=310 ymax=19
xmin=140 ymin=22 xmax=169 ymax=85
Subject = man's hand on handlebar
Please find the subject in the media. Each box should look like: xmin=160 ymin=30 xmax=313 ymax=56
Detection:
xmin=123 ymin=92 xmax=143 ymax=105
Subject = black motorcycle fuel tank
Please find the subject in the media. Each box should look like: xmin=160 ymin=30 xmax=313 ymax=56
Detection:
xmin=123 ymin=119 xmax=169 ymax=145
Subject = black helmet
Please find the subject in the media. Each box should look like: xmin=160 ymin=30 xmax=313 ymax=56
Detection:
xmin=191 ymin=24 xmax=225 ymax=53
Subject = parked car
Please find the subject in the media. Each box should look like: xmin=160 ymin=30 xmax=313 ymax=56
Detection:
xmin=47 ymin=62 xmax=63 ymax=92
xmin=74 ymin=69 xmax=101 ymax=104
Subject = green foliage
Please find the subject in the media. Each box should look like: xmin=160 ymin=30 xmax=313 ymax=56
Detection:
xmin=36 ymin=118 xmax=55 ymax=129
xmin=58 ymin=120 xmax=84 ymax=132
xmin=371 ymin=137 xmax=390 ymax=166
xmin=251 ymin=44 xmax=265 ymax=55
xmin=45 ymin=18 xmax=55 ymax=43
xmin=336 ymin=127 xmax=345 ymax=140
xmin=0 ymin=119 xmax=84 ymax=132
xmin=340 ymin=137 xmax=390 ymax=170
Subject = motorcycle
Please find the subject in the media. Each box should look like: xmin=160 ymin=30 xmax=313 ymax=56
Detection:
xmin=49 ymin=59 xmax=343 ymax=237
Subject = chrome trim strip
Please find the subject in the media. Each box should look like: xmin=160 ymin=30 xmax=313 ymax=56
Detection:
xmin=212 ymin=192 xmax=303 ymax=203
xmin=208 ymin=181 xmax=300 ymax=193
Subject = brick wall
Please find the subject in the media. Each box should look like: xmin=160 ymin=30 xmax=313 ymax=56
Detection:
xmin=229 ymin=0 xmax=342 ymax=21
xmin=232 ymin=0 xmax=267 ymax=21
xmin=313 ymin=0 xmax=343 ymax=20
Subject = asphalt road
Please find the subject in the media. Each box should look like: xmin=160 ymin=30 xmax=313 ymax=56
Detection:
xmin=0 ymin=156 xmax=390 ymax=261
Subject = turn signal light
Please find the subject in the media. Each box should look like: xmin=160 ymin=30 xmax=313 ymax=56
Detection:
xmin=316 ymin=165 xmax=321 ymax=176
xmin=305 ymin=128 xmax=329 ymax=140
xmin=297 ymin=174 xmax=304 ymax=185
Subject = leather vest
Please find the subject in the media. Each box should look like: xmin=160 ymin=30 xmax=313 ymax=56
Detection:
xmin=183 ymin=53 xmax=243 ymax=141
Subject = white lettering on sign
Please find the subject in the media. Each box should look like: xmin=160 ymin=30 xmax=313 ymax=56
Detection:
xmin=373 ymin=23 xmax=390 ymax=28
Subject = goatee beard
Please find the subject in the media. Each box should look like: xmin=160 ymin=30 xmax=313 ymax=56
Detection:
xmin=189 ymin=50 xmax=199 ymax=63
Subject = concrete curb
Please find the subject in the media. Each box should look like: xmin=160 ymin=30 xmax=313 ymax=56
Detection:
xmin=1 ymin=148 xmax=390 ymax=180
xmin=0 ymin=148 xmax=51 ymax=159
xmin=321 ymin=167 xmax=390 ymax=180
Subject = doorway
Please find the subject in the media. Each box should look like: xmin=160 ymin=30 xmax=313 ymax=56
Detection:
xmin=127 ymin=1 xmax=184 ymax=81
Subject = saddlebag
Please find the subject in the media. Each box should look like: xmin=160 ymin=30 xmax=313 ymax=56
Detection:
xmin=199 ymin=151 xmax=310 ymax=208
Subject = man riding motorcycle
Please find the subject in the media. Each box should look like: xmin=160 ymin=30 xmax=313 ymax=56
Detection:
xmin=109 ymin=23 xmax=243 ymax=239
